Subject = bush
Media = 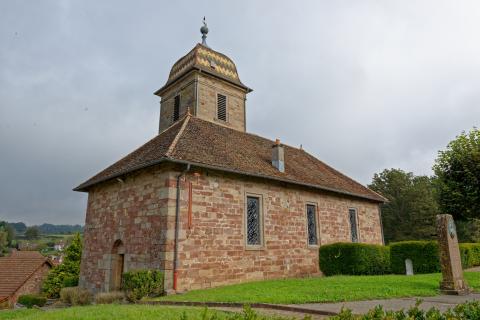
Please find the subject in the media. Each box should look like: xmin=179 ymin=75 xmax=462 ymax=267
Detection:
xmin=459 ymin=243 xmax=480 ymax=268
xmin=59 ymin=286 xmax=92 ymax=306
xmin=122 ymin=270 xmax=164 ymax=302
xmin=17 ymin=294 xmax=47 ymax=308
xmin=319 ymin=242 xmax=390 ymax=276
xmin=331 ymin=300 xmax=480 ymax=319
xmin=94 ymin=291 xmax=125 ymax=304
xmin=390 ymin=241 xmax=440 ymax=274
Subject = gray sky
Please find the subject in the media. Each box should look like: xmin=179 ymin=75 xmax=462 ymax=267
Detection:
xmin=1 ymin=1 xmax=479 ymax=225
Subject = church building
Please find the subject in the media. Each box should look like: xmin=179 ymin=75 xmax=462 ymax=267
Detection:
xmin=75 ymin=23 xmax=385 ymax=293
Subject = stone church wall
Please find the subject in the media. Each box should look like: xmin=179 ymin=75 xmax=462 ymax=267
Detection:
xmin=174 ymin=169 xmax=383 ymax=291
xmin=79 ymin=165 xmax=177 ymax=293
xmin=79 ymin=164 xmax=383 ymax=293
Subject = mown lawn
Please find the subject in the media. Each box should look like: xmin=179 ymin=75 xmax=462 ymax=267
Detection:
xmin=153 ymin=272 xmax=480 ymax=304
xmin=0 ymin=305 xmax=233 ymax=320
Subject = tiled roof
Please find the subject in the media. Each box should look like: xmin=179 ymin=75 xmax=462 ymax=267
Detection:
xmin=154 ymin=44 xmax=251 ymax=95
xmin=75 ymin=115 xmax=385 ymax=202
xmin=0 ymin=251 xmax=52 ymax=299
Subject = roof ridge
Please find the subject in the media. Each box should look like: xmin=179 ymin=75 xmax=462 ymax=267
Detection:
xmin=165 ymin=114 xmax=191 ymax=158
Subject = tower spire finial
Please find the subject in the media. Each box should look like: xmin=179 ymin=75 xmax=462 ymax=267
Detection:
xmin=200 ymin=16 xmax=209 ymax=47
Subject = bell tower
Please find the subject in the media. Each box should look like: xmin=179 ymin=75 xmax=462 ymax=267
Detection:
xmin=154 ymin=19 xmax=252 ymax=133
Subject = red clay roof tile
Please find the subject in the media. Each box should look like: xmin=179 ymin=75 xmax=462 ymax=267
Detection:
xmin=74 ymin=115 xmax=385 ymax=202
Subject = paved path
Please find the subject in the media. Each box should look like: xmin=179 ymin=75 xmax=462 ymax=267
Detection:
xmin=291 ymin=293 xmax=480 ymax=315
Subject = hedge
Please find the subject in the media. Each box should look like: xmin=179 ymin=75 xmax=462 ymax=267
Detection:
xmin=17 ymin=294 xmax=47 ymax=308
xmin=319 ymin=242 xmax=390 ymax=276
xmin=459 ymin=243 xmax=480 ymax=269
xmin=390 ymin=241 xmax=441 ymax=274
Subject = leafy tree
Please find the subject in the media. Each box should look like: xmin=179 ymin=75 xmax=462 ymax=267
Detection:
xmin=0 ymin=226 xmax=8 ymax=256
xmin=369 ymin=169 xmax=439 ymax=243
xmin=433 ymin=128 xmax=480 ymax=220
xmin=43 ymin=233 xmax=83 ymax=298
xmin=0 ymin=221 xmax=15 ymax=245
xmin=25 ymin=226 xmax=40 ymax=239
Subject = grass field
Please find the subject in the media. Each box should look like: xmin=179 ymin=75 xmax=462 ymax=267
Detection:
xmin=153 ymin=272 xmax=480 ymax=304
xmin=0 ymin=305 xmax=233 ymax=320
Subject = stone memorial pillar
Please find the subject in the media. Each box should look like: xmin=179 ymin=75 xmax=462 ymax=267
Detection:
xmin=436 ymin=214 xmax=469 ymax=295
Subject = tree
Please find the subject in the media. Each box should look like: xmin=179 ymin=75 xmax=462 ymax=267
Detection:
xmin=369 ymin=169 xmax=439 ymax=243
xmin=25 ymin=226 xmax=40 ymax=240
xmin=0 ymin=226 xmax=8 ymax=256
xmin=42 ymin=233 xmax=83 ymax=298
xmin=433 ymin=128 xmax=480 ymax=221
xmin=0 ymin=221 xmax=15 ymax=245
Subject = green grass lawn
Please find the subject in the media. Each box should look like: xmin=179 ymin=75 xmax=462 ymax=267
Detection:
xmin=0 ymin=305 xmax=233 ymax=320
xmin=153 ymin=272 xmax=480 ymax=304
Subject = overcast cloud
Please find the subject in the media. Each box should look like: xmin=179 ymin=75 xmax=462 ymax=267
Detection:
xmin=1 ymin=1 xmax=479 ymax=225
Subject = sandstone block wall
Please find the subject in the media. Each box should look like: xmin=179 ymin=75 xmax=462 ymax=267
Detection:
xmin=158 ymin=72 xmax=247 ymax=133
xmin=174 ymin=169 xmax=383 ymax=291
xmin=79 ymin=166 xmax=177 ymax=293
xmin=79 ymin=163 xmax=383 ymax=293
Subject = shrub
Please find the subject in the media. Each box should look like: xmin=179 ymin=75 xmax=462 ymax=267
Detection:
xmin=390 ymin=241 xmax=440 ymax=274
xmin=94 ymin=291 xmax=125 ymax=304
xmin=331 ymin=300 xmax=480 ymax=319
xmin=459 ymin=243 xmax=480 ymax=269
xmin=319 ymin=242 xmax=390 ymax=276
xmin=122 ymin=269 xmax=164 ymax=301
xmin=17 ymin=294 xmax=47 ymax=308
xmin=59 ymin=286 xmax=92 ymax=306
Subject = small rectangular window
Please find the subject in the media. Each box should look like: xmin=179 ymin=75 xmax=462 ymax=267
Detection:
xmin=173 ymin=95 xmax=180 ymax=122
xmin=349 ymin=208 xmax=358 ymax=243
xmin=306 ymin=204 xmax=318 ymax=245
xmin=217 ymin=93 xmax=227 ymax=121
xmin=246 ymin=196 xmax=261 ymax=246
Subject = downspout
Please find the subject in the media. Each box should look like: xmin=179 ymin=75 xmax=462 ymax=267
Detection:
xmin=173 ymin=163 xmax=191 ymax=291
xmin=378 ymin=204 xmax=385 ymax=245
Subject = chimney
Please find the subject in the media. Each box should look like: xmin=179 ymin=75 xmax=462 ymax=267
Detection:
xmin=272 ymin=139 xmax=285 ymax=173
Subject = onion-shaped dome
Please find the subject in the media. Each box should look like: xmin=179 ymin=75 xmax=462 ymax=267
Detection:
xmin=155 ymin=44 xmax=251 ymax=96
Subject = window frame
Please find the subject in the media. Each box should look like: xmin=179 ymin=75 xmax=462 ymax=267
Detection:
xmin=216 ymin=92 xmax=228 ymax=122
xmin=244 ymin=193 xmax=264 ymax=250
xmin=348 ymin=207 xmax=360 ymax=243
xmin=305 ymin=202 xmax=319 ymax=248
xmin=173 ymin=94 xmax=181 ymax=122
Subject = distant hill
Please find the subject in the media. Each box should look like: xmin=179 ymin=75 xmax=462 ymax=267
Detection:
xmin=37 ymin=223 xmax=84 ymax=234
xmin=7 ymin=222 xmax=83 ymax=235
xmin=9 ymin=222 xmax=27 ymax=234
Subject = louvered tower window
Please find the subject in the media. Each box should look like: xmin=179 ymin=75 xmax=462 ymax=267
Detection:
xmin=217 ymin=93 xmax=227 ymax=121
xmin=173 ymin=95 xmax=180 ymax=122
xmin=349 ymin=208 xmax=358 ymax=243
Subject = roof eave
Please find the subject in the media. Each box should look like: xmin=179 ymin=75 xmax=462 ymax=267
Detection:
xmin=153 ymin=67 xmax=252 ymax=97
xmin=74 ymin=158 xmax=384 ymax=203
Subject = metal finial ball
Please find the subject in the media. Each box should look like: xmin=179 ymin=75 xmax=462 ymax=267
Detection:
xmin=200 ymin=25 xmax=208 ymax=35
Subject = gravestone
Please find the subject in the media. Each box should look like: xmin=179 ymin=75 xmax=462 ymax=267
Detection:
xmin=405 ymin=259 xmax=413 ymax=275
xmin=436 ymin=214 xmax=470 ymax=295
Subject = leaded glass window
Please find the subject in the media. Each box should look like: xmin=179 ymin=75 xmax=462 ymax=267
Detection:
xmin=246 ymin=196 xmax=261 ymax=246
xmin=349 ymin=208 xmax=358 ymax=243
xmin=306 ymin=204 xmax=318 ymax=245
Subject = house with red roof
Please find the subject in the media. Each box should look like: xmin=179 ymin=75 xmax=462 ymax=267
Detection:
xmin=75 ymin=24 xmax=385 ymax=294
xmin=0 ymin=251 xmax=52 ymax=308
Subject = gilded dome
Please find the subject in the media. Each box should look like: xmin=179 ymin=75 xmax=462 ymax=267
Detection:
xmin=155 ymin=44 xmax=251 ymax=96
